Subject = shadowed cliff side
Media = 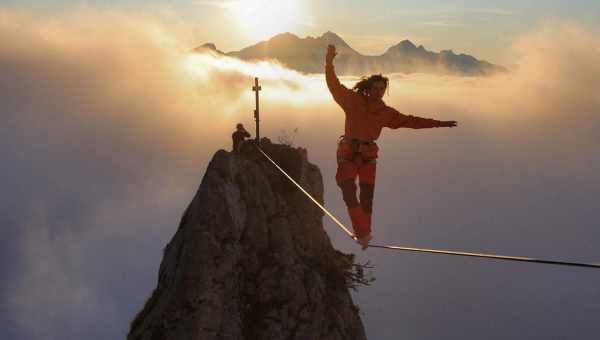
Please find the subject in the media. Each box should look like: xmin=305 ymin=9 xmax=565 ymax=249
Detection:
xmin=128 ymin=140 xmax=369 ymax=340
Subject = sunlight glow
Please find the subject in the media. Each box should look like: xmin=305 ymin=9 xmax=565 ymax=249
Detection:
xmin=231 ymin=0 xmax=307 ymax=41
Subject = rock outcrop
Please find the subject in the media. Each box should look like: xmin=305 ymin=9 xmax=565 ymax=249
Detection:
xmin=128 ymin=141 xmax=368 ymax=340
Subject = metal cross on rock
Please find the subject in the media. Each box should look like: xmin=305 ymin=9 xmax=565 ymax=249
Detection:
xmin=252 ymin=77 xmax=261 ymax=142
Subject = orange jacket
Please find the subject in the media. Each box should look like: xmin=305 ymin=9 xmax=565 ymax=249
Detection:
xmin=325 ymin=63 xmax=443 ymax=141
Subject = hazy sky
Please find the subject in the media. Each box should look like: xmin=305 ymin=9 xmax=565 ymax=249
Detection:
xmin=1 ymin=4 xmax=600 ymax=340
xmin=2 ymin=0 xmax=600 ymax=64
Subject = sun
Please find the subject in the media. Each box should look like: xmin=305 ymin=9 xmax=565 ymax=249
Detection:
xmin=231 ymin=0 xmax=307 ymax=41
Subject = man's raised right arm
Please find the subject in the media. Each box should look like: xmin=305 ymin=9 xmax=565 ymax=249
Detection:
xmin=325 ymin=45 xmax=355 ymax=109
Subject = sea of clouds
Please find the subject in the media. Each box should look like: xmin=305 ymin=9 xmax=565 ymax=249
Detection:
xmin=1 ymin=9 xmax=599 ymax=340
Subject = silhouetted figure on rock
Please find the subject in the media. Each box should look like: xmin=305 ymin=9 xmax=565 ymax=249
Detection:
xmin=325 ymin=44 xmax=457 ymax=249
xmin=232 ymin=123 xmax=251 ymax=152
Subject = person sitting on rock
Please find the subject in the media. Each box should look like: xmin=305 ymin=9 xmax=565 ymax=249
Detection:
xmin=325 ymin=44 xmax=457 ymax=250
xmin=232 ymin=123 xmax=251 ymax=152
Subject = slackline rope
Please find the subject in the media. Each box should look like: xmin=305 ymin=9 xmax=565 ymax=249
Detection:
xmin=256 ymin=145 xmax=600 ymax=269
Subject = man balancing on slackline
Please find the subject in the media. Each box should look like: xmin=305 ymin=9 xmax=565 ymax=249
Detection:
xmin=325 ymin=44 xmax=457 ymax=250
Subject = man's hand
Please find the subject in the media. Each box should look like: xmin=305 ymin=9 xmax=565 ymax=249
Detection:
xmin=326 ymin=44 xmax=337 ymax=64
xmin=439 ymin=120 xmax=458 ymax=128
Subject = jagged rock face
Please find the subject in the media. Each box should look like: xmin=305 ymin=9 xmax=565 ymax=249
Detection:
xmin=128 ymin=143 xmax=367 ymax=340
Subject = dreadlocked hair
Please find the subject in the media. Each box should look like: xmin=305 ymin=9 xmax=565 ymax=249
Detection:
xmin=352 ymin=74 xmax=389 ymax=97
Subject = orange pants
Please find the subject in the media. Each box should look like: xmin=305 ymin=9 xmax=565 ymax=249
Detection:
xmin=335 ymin=139 xmax=378 ymax=237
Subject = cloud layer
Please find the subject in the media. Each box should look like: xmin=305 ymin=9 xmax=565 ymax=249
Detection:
xmin=1 ymin=9 xmax=599 ymax=340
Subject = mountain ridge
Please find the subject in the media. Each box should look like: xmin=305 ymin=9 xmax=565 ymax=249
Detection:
xmin=195 ymin=31 xmax=506 ymax=76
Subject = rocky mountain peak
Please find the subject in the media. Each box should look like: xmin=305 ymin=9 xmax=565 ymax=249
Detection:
xmin=270 ymin=32 xmax=301 ymax=43
xmin=193 ymin=42 xmax=225 ymax=55
xmin=397 ymin=39 xmax=416 ymax=49
xmin=128 ymin=140 xmax=369 ymax=340
xmin=321 ymin=31 xmax=342 ymax=40
xmin=384 ymin=39 xmax=421 ymax=55
xmin=319 ymin=31 xmax=351 ymax=47
xmin=202 ymin=42 xmax=217 ymax=50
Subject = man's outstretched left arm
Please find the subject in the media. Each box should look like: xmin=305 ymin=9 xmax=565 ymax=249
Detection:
xmin=385 ymin=106 xmax=457 ymax=129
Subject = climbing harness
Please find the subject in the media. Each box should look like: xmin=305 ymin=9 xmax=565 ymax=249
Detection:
xmin=255 ymin=144 xmax=600 ymax=269
xmin=337 ymin=136 xmax=378 ymax=165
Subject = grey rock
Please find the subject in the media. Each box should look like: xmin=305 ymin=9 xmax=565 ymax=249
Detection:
xmin=128 ymin=142 xmax=368 ymax=340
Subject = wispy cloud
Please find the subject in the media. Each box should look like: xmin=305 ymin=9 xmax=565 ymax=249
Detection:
xmin=420 ymin=20 xmax=466 ymax=28
xmin=471 ymin=8 xmax=521 ymax=16
xmin=392 ymin=7 xmax=519 ymax=18
xmin=391 ymin=8 xmax=452 ymax=17
xmin=193 ymin=0 xmax=238 ymax=10
xmin=389 ymin=8 xmax=467 ymax=28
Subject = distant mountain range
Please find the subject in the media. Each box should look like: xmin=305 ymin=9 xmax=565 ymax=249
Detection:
xmin=195 ymin=31 xmax=506 ymax=77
